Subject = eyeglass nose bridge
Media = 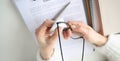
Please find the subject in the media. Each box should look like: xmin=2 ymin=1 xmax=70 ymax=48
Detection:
xmin=56 ymin=22 xmax=72 ymax=31
xmin=56 ymin=22 xmax=83 ymax=39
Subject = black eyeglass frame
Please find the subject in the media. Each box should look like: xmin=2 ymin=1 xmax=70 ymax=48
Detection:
xmin=56 ymin=22 xmax=85 ymax=61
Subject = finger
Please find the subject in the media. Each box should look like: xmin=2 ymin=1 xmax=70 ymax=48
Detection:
xmin=68 ymin=21 xmax=83 ymax=26
xmin=43 ymin=19 xmax=54 ymax=27
xmin=68 ymin=21 xmax=81 ymax=30
xmin=50 ymin=27 xmax=62 ymax=42
xmin=63 ymin=29 xmax=72 ymax=40
xmin=36 ymin=20 xmax=54 ymax=36
xmin=67 ymin=21 xmax=86 ymax=36
xmin=38 ymin=20 xmax=54 ymax=31
xmin=69 ymin=23 xmax=81 ymax=32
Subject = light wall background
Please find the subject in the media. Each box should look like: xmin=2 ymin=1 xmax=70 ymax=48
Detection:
xmin=99 ymin=0 xmax=120 ymax=35
xmin=0 ymin=0 xmax=120 ymax=61
xmin=0 ymin=0 xmax=37 ymax=61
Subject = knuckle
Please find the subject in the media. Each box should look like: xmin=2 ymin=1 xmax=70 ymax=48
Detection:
xmin=44 ymin=20 xmax=49 ymax=23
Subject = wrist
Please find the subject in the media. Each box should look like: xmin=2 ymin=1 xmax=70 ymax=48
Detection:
xmin=40 ymin=47 xmax=54 ymax=60
xmin=95 ymin=35 xmax=108 ymax=47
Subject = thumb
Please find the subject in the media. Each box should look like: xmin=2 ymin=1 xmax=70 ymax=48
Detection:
xmin=50 ymin=27 xmax=62 ymax=41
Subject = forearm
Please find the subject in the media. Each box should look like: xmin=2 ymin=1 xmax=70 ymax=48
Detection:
xmin=83 ymin=28 xmax=108 ymax=47
xmin=92 ymin=32 xmax=108 ymax=47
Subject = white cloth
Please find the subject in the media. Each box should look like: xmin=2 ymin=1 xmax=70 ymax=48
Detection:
xmin=95 ymin=34 xmax=120 ymax=61
xmin=36 ymin=49 xmax=62 ymax=61
xmin=37 ymin=34 xmax=120 ymax=61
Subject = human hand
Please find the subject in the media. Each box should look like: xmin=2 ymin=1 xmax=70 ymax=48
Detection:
xmin=35 ymin=20 xmax=61 ymax=60
xmin=63 ymin=21 xmax=107 ymax=46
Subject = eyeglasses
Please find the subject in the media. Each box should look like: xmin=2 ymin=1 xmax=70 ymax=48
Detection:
xmin=56 ymin=22 xmax=83 ymax=39
xmin=56 ymin=22 xmax=85 ymax=61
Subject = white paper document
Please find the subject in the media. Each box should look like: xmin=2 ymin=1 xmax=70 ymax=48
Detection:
xmin=12 ymin=0 xmax=94 ymax=60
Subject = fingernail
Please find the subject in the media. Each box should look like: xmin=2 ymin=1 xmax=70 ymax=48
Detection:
xmin=71 ymin=25 xmax=76 ymax=29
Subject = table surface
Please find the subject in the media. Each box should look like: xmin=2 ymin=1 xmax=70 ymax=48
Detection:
xmin=0 ymin=0 xmax=120 ymax=61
